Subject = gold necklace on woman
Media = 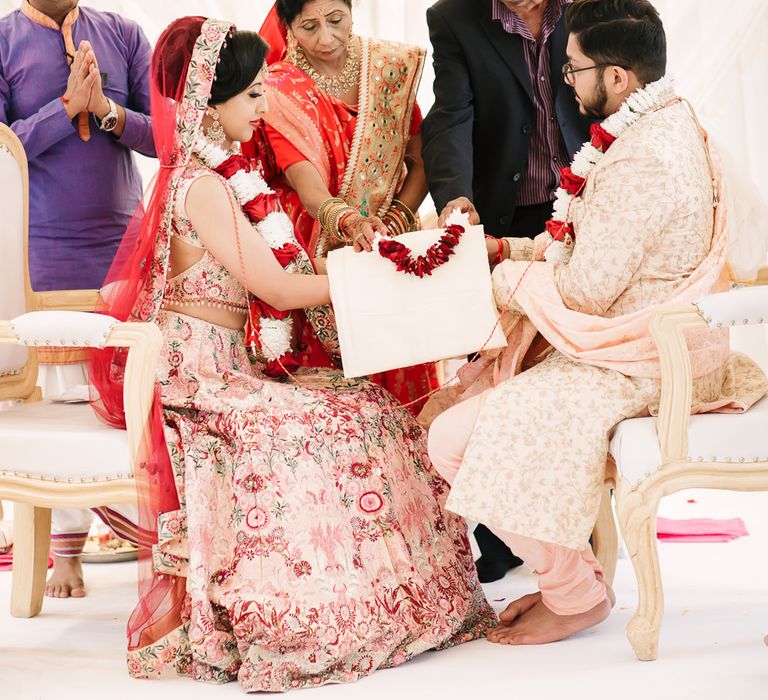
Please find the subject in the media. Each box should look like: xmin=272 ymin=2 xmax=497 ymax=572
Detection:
xmin=291 ymin=36 xmax=360 ymax=100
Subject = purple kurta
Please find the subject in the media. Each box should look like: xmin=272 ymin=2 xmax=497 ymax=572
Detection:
xmin=0 ymin=6 xmax=154 ymax=291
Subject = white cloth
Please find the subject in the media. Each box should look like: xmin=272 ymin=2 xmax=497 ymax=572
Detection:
xmin=328 ymin=220 xmax=506 ymax=378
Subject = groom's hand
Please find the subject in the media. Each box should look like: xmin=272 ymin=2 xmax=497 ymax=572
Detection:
xmin=437 ymin=197 xmax=480 ymax=227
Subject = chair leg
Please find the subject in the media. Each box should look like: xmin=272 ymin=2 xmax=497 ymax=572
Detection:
xmin=617 ymin=492 xmax=663 ymax=661
xmin=11 ymin=503 xmax=52 ymax=618
xmin=592 ymin=484 xmax=618 ymax=587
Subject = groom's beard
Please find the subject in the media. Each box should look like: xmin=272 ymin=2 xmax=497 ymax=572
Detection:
xmin=576 ymin=79 xmax=609 ymax=120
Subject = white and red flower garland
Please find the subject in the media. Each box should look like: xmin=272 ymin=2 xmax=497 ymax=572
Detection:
xmin=193 ymin=135 xmax=302 ymax=376
xmin=544 ymin=76 xmax=675 ymax=263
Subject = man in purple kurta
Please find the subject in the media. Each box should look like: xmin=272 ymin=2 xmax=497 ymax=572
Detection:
xmin=0 ymin=0 xmax=155 ymax=292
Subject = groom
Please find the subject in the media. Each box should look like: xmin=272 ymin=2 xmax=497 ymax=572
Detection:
xmin=427 ymin=0 xmax=766 ymax=644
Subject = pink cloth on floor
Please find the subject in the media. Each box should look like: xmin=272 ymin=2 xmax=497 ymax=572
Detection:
xmin=0 ymin=550 xmax=54 ymax=572
xmin=656 ymin=517 xmax=749 ymax=542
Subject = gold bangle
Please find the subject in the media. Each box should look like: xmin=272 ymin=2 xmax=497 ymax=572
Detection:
xmin=331 ymin=204 xmax=358 ymax=244
xmin=392 ymin=198 xmax=417 ymax=226
xmin=317 ymin=197 xmax=349 ymax=240
xmin=383 ymin=211 xmax=405 ymax=236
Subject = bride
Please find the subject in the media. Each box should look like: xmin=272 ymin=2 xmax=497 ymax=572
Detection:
xmin=91 ymin=16 xmax=494 ymax=692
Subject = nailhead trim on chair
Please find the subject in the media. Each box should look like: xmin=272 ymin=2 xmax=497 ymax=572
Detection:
xmin=16 ymin=335 xmax=109 ymax=347
xmin=10 ymin=320 xmax=116 ymax=348
xmin=628 ymin=456 xmax=768 ymax=490
xmin=696 ymin=306 xmax=767 ymax=328
xmin=0 ymin=469 xmax=133 ymax=482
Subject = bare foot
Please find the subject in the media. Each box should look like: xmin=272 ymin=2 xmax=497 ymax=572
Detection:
xmin=498 ymin=591 xmax=542 ymax=625
xmin=45 ymin=555 xmax=86 ymax=598
xmin=498 ymin=572 xmax=615 ymax=626
xmin=488 ymin=597 xmax=611 ymax=645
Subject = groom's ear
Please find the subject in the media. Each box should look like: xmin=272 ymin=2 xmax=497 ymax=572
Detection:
xmin=607 ymin=65 xmax=631 ymax=95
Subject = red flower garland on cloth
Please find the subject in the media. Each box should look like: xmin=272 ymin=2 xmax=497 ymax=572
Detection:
xmin=377 ymin=223 xmax=464 ymax=277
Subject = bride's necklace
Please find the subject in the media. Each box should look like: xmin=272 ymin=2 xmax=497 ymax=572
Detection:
xmin=291 ymin=36 xmax=360 ymax=99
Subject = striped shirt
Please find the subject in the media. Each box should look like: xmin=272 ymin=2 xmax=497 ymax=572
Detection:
xmin=492 ymin=0 xmax=571 ymax=206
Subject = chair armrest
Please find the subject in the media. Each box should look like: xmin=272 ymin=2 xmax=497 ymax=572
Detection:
xmin=694 ymin=286 xmax=768 ymax=328
xmin=648 ymin=305 xmax=708 ymax=465
xmin=651 ymin=285 xmax=768 ymax=465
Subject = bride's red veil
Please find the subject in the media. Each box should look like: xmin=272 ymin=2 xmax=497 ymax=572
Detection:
xmin=88 ymin=16 xmax=235 ymax=656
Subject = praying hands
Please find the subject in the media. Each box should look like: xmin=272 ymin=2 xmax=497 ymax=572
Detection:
xmin=62 ymin=41 xmax=125 ymax=136
xmin=61 ymin=41 xmax=99 ymax=119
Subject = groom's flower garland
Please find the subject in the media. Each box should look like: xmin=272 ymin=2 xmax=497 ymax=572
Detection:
xmin=544 ymin=76 xmax=676 ymax=263
xmin=193 ymin=135 xmax=302 ymax=376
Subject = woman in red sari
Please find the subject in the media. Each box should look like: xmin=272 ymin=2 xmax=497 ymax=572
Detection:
xmin=249 ymin=0 xmax=437 ymax=412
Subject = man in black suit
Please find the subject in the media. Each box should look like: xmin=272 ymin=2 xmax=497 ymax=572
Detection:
xmin=423 ymin=0 xmax=590 ymax=235
xmin=422 ymin=0 xmax=591 ymax=582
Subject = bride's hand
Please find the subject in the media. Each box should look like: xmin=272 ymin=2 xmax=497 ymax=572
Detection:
xmin=313 ymin=257 xmax=328 ymax=274
xmin=341 ymin=212 xmax=388 ymax=252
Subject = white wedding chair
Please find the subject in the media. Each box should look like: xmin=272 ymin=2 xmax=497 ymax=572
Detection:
xmin=0 ymin=122 xmax=160 ymax=618
xmin=596 ymin=282 xmax=768 ymax=661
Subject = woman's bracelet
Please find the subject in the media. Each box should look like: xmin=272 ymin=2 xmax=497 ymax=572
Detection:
xmin=392 ymin=198 xmax=417 ymax=227
xmin=316 ymin=196 xmax=342 ymax=232
xmin=383 ymin=209 xmax=407 ymax=236
xmin=382 ymin=198 xmax=417 ymax=237
xmin=317 ymin=196 xmax=357 ymax=244
xmin=337 ymin=210 xmax=357 ymax=239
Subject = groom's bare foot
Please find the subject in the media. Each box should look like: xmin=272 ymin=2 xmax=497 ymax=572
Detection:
xmin=498 ymin=591 xmax=542 ymax=625
xmin=488 ymin=597 xmax=611 ymax=645
xmin=489 ymin=573 xmax=615 ymax=645
xmin=497 ymin=572 xmax=615 ymax=625
xmin=45 ymin=555 xmax=85 ymax=598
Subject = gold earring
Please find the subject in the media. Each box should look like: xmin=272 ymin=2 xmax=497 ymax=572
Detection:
xmin=286 ymin=30 xmax=301 ymax=63
xmin=204 ymin=110 xmax=225 ymax=145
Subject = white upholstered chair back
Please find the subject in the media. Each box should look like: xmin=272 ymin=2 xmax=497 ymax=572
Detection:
xmin=0 ymin=124 xmax=31 ymax=381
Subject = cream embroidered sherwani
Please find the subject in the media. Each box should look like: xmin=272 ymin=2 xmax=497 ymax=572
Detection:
xmin=443 ymin=100 xmax=767 ymax=549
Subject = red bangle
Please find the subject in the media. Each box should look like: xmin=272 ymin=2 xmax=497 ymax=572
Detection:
xmin=486 ymin=235 xmax=504 ymax=264
xmin=495 ymin=237 xmax=505 ymax=265
xmin=338 ymin=210 xmax=355 ymax=234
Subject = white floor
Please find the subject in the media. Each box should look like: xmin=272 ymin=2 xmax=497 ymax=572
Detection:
xmin=2 ymin=489 xmax=767 ymax=700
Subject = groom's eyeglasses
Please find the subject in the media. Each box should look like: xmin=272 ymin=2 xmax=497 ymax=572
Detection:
xmin=562 ymin=62 xmax=630 ymax=86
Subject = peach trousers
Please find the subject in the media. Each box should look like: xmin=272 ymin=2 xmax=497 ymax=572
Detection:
xmin=428 ymin=390 xmax=608 ymax=616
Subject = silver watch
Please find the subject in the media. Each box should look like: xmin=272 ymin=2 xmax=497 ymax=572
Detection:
xmin=95 ymin=97 xmax=118 ymax=132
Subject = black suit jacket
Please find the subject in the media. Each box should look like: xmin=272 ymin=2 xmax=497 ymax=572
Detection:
xmin=421 ymin=0 xmax=591 ymax=236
